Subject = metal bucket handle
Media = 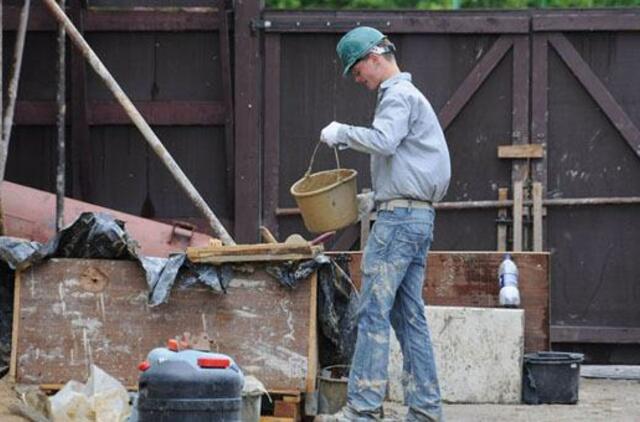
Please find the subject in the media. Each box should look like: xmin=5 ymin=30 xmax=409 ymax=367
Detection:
xmin=304 ymin=141 xmax=342 ymax=179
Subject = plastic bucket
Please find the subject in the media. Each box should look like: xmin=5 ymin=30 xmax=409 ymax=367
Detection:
xmin=523 ymin=351 xmax=584 ymax=404
xmin=317 ymin=365 xmax=349 ymax=415
xmin=290 ymin=143 xmax=358 ymax=233
xmin=241 ymin=393 xmax=261 ymax=422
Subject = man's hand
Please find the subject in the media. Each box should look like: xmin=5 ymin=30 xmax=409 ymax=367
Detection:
xmin=320 ymin=121 xmax=346 ymax=148
xmin=357 ymin=191 xmax=375 ymax=222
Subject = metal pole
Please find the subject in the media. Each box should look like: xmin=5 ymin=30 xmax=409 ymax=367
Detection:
xmin=276 ymin=196 xmax=640 ymax=215
xmin=40 ymin=0 xmax=236 ymax=245
xmin=55 ymin=0 xmax=66 ymax=232
xmin=0 ymin=0 xmax=30 ymax=181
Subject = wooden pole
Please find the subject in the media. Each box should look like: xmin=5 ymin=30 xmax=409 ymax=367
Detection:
xmin=40 ymin=0 xmax=236 ymax=245
xmin=0 ymin=0 xmax=30 ymax=181
xmin=55 ymin=0 xmax=66 ymax=232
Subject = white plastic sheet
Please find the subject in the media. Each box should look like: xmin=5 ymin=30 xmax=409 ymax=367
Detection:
xmin=49 ymin=365 xmax=131 ymax=422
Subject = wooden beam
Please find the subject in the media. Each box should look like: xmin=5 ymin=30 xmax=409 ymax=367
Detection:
xmin=87 ymin=101 xmax=226 ymax=126
xmin=511 ymin=34 xmax=531 ymax=183
xmin=533 ymin=11 xmax=640 ymax=32
xmin=186 ymin=242 xmax=323 ymax=264
xmin=306 ymin=273 xmax=318 ymax=394
xmin=549 ymin=33 xmax=640 ymax=159
xmin=551 ymin=325 xmax=640 ymax=344
xmin=532 ymin=182 xmax=543 ymax=252
xmin=9 ymin=272 xmax=21 ymax=381
xmin=496 ymin=188 xmax=508 ymax=252
xmin=2 ymin=6 xmax=221 ymax=31
xmin=262 ymin=11 xmax=530 ymax=34
xmin=438 ymin=36 xmax=512 ymax=130
xmin=512 ymin=181 xmax=523 ymax=252
xmin=531 ymin=34 xmax=549 ymax=194
xmin=14 ymin=100 xmax=226 ymax=126
xmin=498 ymin=144 xmax=544 ymax=159
xmin=263 ymin=34 xmax=282 ymax=240
xmin=218 ymin=5 xmax=235 ymax=219
xmin=234 ymin=0 xmax=262 ymax=243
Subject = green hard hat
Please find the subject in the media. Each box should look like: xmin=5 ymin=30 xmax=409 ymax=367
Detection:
xmin=336 ymin=26 xmax=386 ymax=76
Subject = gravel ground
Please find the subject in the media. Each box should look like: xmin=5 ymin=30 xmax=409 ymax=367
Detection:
xmin=0 ymin=376 xmax=639 ymax=421
xmin=384 ymin=378 xmax=640 ymax=422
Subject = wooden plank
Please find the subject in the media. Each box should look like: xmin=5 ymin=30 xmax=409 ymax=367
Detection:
xmin=219 ymin=6 xmax=235 ymax=214
xmin=531 ymin=34 xmax=549 ymax=196
xmin=88 ymin=101 xmax=226 ymax=126
xmin=532 ymin=182 xmax=543 ymax=252
xmin=511 ymin=35 xmax=531 ymax=183
xmin=438 ymin=36 xmax=513 ymax=130
xmin=337 ymin=251 xmax=550 ymax=354
xmin=263 ymin=34 xmax=282 ymax=240
xmin=497 ymin=188 xmax=508 ymax=251
xmin=274 ymin=400 xmax=299 ymax=419
xmin=13 ymin=100 xmax=226 ymax=126
xmin=233 ymin=0 xmax=261 ymax=243
xmin=187 ymin=242 xmax=322 ymax=260
xmin=498 ymin=144 xmax=544 ymax=159
xmin=9 ymin=271 xmax=21 ymax=381
xmin=15 ymin=259 xmax=315 ymax=391
xmin=306 ymin=273 xmax=318 ymax=394
xmin=549 ymin=33 xmax=640 ymax=159
xmin=83 ymin=8 xmax=221 ymax=31
xmin=512 ymin=181 xmax=524 ymax=252
xmin=551 ymin=326 xmax=640 ymax=344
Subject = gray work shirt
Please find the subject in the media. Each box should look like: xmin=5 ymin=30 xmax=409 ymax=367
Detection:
xmin=337 ymin=72 xmax=451 ymax=203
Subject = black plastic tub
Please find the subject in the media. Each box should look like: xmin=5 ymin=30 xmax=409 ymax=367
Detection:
xmin=523 ymin=351 xmax=584 ymax=405
xmin=137 ymin=349 xmax=244 ymax=421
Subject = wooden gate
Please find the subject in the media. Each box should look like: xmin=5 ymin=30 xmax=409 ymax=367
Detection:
xmin=259 ymin=9 xmax=640 ymax=360
xmin=531 ymin=11 xmax=640 ymax=353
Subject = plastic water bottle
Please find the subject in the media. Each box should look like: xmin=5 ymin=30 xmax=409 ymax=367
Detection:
xmin=498 ymin=253 xmax=520 ymax=307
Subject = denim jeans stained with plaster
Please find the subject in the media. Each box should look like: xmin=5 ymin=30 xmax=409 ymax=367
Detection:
xmin=346 ymin=207 xmax=442 ymax=421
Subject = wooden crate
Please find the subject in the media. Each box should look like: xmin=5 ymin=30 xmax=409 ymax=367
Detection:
xmin=11 ymin=258 xmax=317 ymax=391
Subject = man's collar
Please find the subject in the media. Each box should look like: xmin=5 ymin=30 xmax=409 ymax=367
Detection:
xmin=379 ymin=72 xmax=412 ymax=90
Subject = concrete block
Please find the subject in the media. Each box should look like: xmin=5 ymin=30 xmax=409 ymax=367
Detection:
xmin=388 ymin=306 xmax=524 ymax=404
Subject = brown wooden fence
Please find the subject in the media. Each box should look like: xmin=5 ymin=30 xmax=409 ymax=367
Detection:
xmin=3 ymin=4 xmax=640 ymax=359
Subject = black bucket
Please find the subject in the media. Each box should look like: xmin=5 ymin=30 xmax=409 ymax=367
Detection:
xmin=523 ymin=351 xmax=584 ymax=404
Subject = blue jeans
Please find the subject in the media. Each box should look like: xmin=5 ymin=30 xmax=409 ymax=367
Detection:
xmin=346 ymin=207 xmax=442 ymax=421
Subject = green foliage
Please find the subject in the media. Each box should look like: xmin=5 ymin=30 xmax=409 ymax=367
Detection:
xmin=266 ymin=0 xmax=640 ymax=9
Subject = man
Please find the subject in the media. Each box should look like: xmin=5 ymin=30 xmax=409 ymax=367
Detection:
xmin=316 ymin=27 xmax=451 ymax=421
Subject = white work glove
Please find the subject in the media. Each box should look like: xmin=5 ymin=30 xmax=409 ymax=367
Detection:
xmin=357 ymin=191 xmax=375 ymax=222
xmin=320 ymin=121 xmax=346 ymax=148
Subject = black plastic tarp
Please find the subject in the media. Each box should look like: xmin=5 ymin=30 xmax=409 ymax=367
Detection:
xmin=0 ymin=212 xmax=359 ymax=368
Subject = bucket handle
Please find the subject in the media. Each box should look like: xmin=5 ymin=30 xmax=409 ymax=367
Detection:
xmin=305 ymin=141 xmax=342 ymax=179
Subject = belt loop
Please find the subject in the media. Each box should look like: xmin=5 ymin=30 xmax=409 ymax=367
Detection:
xmin=408 ymin=199 xmax=413 ymax=211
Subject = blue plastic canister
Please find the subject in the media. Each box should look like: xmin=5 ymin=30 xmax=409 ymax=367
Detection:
xmin=137 ymin=347 xmax=244 ymax=422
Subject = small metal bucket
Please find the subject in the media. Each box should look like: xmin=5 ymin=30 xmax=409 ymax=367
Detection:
xmin=317 ymin=365 xmax=350 ymax=415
